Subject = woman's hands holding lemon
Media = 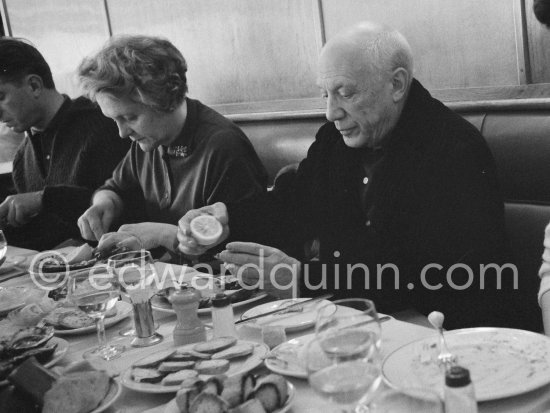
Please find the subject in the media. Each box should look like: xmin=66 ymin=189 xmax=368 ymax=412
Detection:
xmin=177 ymin=202 xmax=230 ymax=256
xmin=219 ymin=242 xmax=300 ymax=299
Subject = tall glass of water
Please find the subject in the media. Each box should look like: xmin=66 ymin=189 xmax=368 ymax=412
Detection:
xmin=107 ymin=250 xmax=162 ymax=347
xmin=67 ymin=271 xmax=125 ymax=360
xmin=0 ymin=230 xmax=7 ymax=264
xmin=306 ymin=298 xmax=382 ymax=412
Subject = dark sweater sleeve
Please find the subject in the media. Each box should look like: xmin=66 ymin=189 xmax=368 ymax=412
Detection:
xmin=41 ymin=114 xmax=130 ymax=225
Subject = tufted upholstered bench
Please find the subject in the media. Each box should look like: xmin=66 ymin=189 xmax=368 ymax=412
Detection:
xmin=235 ymin=104 xmax=550 ymax=331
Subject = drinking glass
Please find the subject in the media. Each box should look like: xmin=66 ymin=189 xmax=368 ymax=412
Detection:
xmin=0 ymin=230 xmax=7 ymax=265
xmin=107 ymin=250 xmax=163 ymax=347
xmin=67 ymin=271 xmax=125 ymax=360
xmin=306 ymin=298 xmax=382 ymax=412
xmin=369 ymin=387 xmax=444 ymax=413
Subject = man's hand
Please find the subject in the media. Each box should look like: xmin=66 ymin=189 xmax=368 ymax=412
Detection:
xmin=218 ymin=242 xmax=301 ymax=299
xmin=78 ymin=203 xmax=116 ymax=241
xmin=98 ymin=223 xmax=178 ymax=252
xmin=177 ymin=202 xmax=229 ymax=256
xmin=0 ymin=191 xmax=43 ymax=228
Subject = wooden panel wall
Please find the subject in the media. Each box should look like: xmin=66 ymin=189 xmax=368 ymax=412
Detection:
xmin=4 ymin=0 xmax=109 ymax=95
xmin=106 ymin=0 xmax=322 ymax=105
xmin=321 ymin=0 xmax=522 ymax=89
xmin=1 ymin=0 xmax=550 ymax=112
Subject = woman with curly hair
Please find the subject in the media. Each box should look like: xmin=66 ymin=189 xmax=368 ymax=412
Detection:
xmin=76 ymin=35 xmax=266 ymax=260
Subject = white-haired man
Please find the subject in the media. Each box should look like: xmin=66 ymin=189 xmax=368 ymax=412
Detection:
xmin=178 ymin=22 xmax=514 ymax=329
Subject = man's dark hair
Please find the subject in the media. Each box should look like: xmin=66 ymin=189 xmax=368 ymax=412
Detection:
xmin=0 ymin=37 xmax=55 ymax=88
xmin=534 ymin=0 xmax=550 ymax=28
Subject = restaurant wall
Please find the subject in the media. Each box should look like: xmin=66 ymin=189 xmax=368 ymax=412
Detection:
xmin=2 ymin=0 xmax=550 ymax=117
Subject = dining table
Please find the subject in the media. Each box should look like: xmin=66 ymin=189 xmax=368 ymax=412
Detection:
xmin=2 ymin=245 xmax=550 ymax=413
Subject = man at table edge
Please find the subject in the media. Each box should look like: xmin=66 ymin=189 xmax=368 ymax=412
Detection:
xmin=177 ymin=22 xmax=525 ymax=330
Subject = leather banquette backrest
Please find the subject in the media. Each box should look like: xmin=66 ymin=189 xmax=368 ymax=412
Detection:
xmin=236 ymin=107 xmax=550 ymax=331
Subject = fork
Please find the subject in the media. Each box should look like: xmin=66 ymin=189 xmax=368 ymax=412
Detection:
xmin=428 ymin=311 xmax=457 ymax=368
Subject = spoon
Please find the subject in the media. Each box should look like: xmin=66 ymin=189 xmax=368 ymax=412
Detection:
xmin=428 ymin=311 xmax=457 ymax=368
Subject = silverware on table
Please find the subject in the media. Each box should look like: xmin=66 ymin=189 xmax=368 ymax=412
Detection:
xmin=235 ymin=293 xmax=333 ymax=325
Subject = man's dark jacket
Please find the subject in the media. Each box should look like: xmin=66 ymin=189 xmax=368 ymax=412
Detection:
xmin=228 ymin=79 xmax=525 ymax=330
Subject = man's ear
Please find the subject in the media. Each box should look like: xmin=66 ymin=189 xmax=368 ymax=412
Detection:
xmin=390 ymin=67 xmax=410 ymax=103
xmin=26 ymin=74 xmax=44 ymax=97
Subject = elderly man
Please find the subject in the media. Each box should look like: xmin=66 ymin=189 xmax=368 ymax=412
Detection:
xmin=77 ymin=35 xmax=266 ymax=258
xmin=178 ymin=22 xmax=513 ymax=329
xmin=0 ymin=38 xmax=129 ymax=250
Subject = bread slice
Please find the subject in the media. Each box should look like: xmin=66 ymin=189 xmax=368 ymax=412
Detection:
xmin=176 ymin=381 xmax=205 ymax=413
xmin=132 ymin=368 xmax=165 ymax=384
xmin=42 ymin=371 xmax=110 ymax=413
xmin=161 ymin=369 xmax=198 ymax=386
xmin=175 ymin=348 xmax=213 ymax=360
xmin=252 ymin=375 xmax=288 ymax=413
xmin=158 ymin=361 xmax=195 ymax=372
xmin=229 ymin=399 xmax=267 ymax=413
xmin=132 ymin=348 xmax=176 ymax=368
xmin=193 ymin=337 xmax=237 ymax=354
xmin=211 ymin=343 xmax=253 ymax=360
xmin=58 ymin=310 xmax=95 ymax=329
xmin=189 ymin=392 xmax=229 ymax=413
xmin=195 ymin=359 xmax=230 ymax=375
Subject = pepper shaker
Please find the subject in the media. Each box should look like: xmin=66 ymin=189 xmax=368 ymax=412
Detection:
xmin=169 ymin=284 xmax=207 ymax=346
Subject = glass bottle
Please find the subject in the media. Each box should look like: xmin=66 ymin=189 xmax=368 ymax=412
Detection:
xmin=444 ymin=365 xmax=478 ymax=413
xmin=211 ymin=293 xmax=238 ymax=338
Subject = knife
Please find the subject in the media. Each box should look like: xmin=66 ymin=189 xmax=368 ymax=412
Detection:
xmin=236 ymin=293 xmax=333 ymax=325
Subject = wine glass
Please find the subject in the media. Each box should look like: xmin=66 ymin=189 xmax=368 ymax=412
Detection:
xmin=306 ymin=298 xmax=382 ymax=412
xmin=0 ymin=230 xmax=7 ymax=266
xmin=67 ymin=271 xmax=125 ymax=360
xmin=107 ymin=250 xmax=163 ymax=347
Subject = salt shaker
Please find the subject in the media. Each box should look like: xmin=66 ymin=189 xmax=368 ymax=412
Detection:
xmin=444 ymin=365 xmax=478 ymax=413
xmin=169 ymin=285 xmax=207 ymax=346
xmin=211 ymin=293 xmax=238 ymax=338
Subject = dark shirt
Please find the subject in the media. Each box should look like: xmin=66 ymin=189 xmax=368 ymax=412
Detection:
xmin=8 ymin=96 xmax=129 ymax=250
xmin=227 ymin=79 xmax=516 ymax=330
xmin=100 ymin=98 xmax=267 ymax=227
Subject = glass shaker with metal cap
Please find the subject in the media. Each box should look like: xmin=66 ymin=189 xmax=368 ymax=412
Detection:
xmin=211 ymin=292 xmax=238 ymax=338
xmin=444 ymin=365 xmax=478 ymax=413
xmin=169 ymin=284 xmax=207 ymax=346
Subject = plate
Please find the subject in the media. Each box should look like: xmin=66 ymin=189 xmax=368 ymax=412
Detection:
xmin=91 ymin=378 xmax=122 ymax=413
xmin=0 ymin=336 xmax=69 ymax=387
xmin=241 ymin=298 xmax=330 ymax=332
xmin=120 ymin=340 xmax=269 ymax=393
xmin=161 ymin=381 xmax=295 ymax=413
xmin=0 ymin=287 xmax=33 ymax=316
xmin=151 ymin=292 xmax=268 ymax=315
xmin=265 ymin=334 xmax=314 ymax=379
xmin=382 ymin=327 xmax=550 ymax=401
xmin=53 ymin=301 xmax=133 ymax=336
xmin=0 ymin=255 xmax=27 ymax=275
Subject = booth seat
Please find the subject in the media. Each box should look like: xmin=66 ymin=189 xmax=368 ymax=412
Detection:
xmin=235 ymin=104 xmax=550 ymax=331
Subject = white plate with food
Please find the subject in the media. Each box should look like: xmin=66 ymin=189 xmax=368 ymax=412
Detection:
xmin=0 ymin=255 xmax=27 ymax=275
xmin=0 ymin=286 xmax=47 ymax=316
xmin=264 ymin=334 xmax=314 ymax=379
xmin=49 ymin=301 xmax=133 ymax=336
xmin=151 ymin=291 xmax=267 ymax=315
xmin=0 ymin=336 xmax=69 ymax=387
xmin=383 ymin=327 xmax=550 ymax=401
xmin=121 ymin=338 xmax=269 ymax=393
xmin=240 ymin=298 xmax=331 ymax=332
xmin=162 ymin=378 xmax=295 ymax=413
